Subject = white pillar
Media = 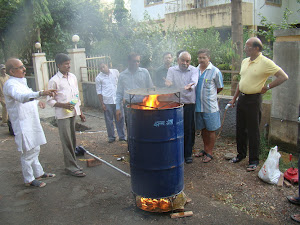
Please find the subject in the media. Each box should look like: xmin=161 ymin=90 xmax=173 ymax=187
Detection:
xmin=67 ymin=48 xmax=88 ymax=82
xmin=67 ymin=48 xmax=88 ymax=106
xmin=32 ymin=53 xmax=49 ymax=91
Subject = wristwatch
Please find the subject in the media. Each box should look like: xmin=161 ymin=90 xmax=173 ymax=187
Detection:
xmin=266 ymin=84 xmax=270 ymax=90
xmin=39 ymin=90 xmax=44 ymax=96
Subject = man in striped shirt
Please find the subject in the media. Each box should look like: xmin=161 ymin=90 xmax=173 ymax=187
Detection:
xmin=194 ymin=49 xmax=223 ymax=163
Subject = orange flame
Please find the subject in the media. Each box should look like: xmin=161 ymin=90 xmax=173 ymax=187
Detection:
xmin=136 ymin=197 xmax=172 ymax=212
xmin=142 ymin=95 xmax=159 ymax=110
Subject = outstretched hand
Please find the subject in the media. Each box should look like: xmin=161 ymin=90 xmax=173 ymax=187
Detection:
xmin=41 ymin=89 xmax=57 ymax=97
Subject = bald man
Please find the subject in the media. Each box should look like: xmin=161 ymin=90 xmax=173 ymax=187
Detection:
xmin=165 ymin=51 xmax=198 ymax=164
xmin=3 ymin=58 xmax=56 ymax=187
xmin=229 ymin=37 xmax=288 ymax=171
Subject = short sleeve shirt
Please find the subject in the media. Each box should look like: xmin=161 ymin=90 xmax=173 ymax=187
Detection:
xmin=195 ymin=63 xmax=224 ymax=113
xmin=95 ymin=69 xmax=119 ymax=104
xmin=239 ymin=53 xmax=281 ymax=94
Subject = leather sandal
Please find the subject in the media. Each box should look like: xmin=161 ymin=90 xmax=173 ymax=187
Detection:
xmin=287 ymin=196 xmax=300 ymax=205
xmin=246 ymin=164 xmax=258 ymax=172
xmin=203 ymin=153 xmax=213 ymax=163
xmin=70 ymin=170 xmax=86 ymax=177
xmin=25 ymin=179 xmax=46 ymax=188
xmin=36 ymin=173 xmax=56 ymax=180
xmin=195 ymin=150 xmax=206 ymax=157
xmin=291 ymin=214 xmax=300 ymax=223
xmin=229 ymin=157 xmax=244 ymax=163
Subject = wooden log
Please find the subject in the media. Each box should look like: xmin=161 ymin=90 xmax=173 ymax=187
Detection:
xmin=277 ymin=173 xmax=284 ymax=187
xmin=170 ymin=211 xmax=193 ymax=219
xmin=284 ymin=180 xmax=292 ymax=188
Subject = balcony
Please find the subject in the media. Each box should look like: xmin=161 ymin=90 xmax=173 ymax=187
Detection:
xmin=164 ymin=0 xmax=253 ymax=30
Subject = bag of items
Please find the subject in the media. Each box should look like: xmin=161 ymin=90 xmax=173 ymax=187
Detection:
xmin=258 ymin=146 xmax=281 ymax=185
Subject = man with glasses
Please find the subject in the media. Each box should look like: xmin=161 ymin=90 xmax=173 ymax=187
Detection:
xmin=116 ymin=53 xmax=153 ymax=124
xmin=0 ymin=64 xmax=9 ymax=126
xmin=165 ymin=51 xmax=198 ymax=164
xmin=3 ymin=58 xmax=56 ymax=187
xmin=228 ymin=37 xmax=288 ymax=171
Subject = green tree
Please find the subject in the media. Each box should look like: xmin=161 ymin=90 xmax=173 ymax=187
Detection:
xmin=113 ymin=0 xmax=128 ymax=24
xmin=0 ymin=0 xmax=22 ymax=61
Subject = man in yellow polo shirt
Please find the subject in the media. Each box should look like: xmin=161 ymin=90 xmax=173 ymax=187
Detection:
xmin=228 ymin=37 xmax=288 ymax=171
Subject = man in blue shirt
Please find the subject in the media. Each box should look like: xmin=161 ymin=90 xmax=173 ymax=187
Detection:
xmin=194 ymin=49 xmax=223 ymax=163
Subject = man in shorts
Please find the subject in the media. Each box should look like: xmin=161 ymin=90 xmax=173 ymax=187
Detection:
xmin=194 ymin=49 xmax=223 ymax=163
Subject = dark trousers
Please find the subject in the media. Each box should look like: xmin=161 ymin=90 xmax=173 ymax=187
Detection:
xmin=236 ymin=93 xmax=262 ymax=165
xmin=184 ymin=104 xmax=195 ymax=159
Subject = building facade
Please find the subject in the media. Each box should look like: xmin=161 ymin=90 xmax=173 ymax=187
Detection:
xmin=130 ymin=0 xmax=300 ymax=30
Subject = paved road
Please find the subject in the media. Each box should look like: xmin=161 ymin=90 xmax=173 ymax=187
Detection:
xmin=0 ymin=105 xmax=277 ymax=225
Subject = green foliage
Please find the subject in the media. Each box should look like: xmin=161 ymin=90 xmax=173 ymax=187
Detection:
xmin=0 ymin=0 xmax=236 ymax=71
xmin=114 ymin=0 xmax=129 ymax=23
xmin=256 ymin=8 xmax=297 ymax=58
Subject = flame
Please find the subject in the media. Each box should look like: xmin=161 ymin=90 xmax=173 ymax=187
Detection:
xmin=142 ymin=95 xmax=159 ymax=110
xmin=136 ymin=197 xmax=172 ymax=212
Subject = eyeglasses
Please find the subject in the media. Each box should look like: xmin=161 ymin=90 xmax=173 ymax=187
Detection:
xmin=13 ymin=65 xmax=25 ymax=70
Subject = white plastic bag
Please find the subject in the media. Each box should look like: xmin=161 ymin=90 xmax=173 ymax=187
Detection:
xmin=258 ymin=146 xmax=281 ymax=184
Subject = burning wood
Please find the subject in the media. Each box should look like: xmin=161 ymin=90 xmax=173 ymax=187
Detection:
xmin=135 ymin=192 xmax=188 ymax=213
xmin=136 ymin=196 xmax=172 ymax=212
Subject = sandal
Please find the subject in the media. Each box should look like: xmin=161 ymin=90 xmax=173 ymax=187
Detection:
xmin=287 ymin=196 xmax=300 ymax=205
xmin=291 ymin=214 xmax=300 ymax=223
xmin=25 ymin=179 xmax=46 ymax=188
xmin=70 ymin=170 xmax=86 ymax=177
xmin=229 ymin=157 xmax=244 ymax=163
xmin=195 ymin=150 xmax=206 ymax=158
xmin=246 ymin=164 xmax=258 ymax=172
xmin=203 ymin=153 xmax=213 ymax=163
xmin=36 ymin=173 xmax=56 ymax=180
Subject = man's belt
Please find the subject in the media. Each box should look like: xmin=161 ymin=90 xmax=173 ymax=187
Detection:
xmin=240 ymin=92 xmax=261 ymax=96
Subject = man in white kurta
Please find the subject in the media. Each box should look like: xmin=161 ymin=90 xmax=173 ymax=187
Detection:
xmin=3 ymin=58 xmax=56 ymax=187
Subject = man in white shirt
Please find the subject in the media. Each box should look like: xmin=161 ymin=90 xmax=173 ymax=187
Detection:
xmin=4 ymin=58 xmax=56 ymax=187
xmin=47 ymin=53 xmax=86 ymax=177
xmin=165 ymin=51 xmax=198 ymax=164
xmin=95 ymin=62 xmax=125 ymax=143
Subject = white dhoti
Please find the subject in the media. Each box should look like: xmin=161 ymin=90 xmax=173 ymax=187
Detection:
xmin=20 ymin=146 xmax=44 ymax=183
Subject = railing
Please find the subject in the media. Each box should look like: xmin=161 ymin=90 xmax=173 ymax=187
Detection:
xmin=165 ymin=0 xmax=210 ymax=14
xmin=165 ymin=0 xmax=250 ymax=14
xmin=46 ymin=60 xmax=58 ymax=78
xmin=85 ymin=56 xmax=111 ymax=82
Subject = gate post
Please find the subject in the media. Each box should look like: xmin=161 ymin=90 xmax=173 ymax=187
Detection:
xmin=67 ymin=48 xmax=88 ymax=82
xmin=32 ymin=53 xmax=49 ymax=91
xmin=67 ymin=48 xmax=88 ymax=105
xmin=269 ymin=28 xmax=300 ymax=151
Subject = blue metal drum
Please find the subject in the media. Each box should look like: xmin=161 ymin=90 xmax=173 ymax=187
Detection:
xmin=129 ymin=102 xmax=184 ymax=198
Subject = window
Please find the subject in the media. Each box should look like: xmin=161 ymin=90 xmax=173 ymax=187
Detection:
xmin=145 ymin=0 xmax=163 ymax=7
xmin=265 ymin=0 xmax=282 ymax=6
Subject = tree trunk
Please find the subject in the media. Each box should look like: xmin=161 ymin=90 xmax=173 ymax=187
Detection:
xmin=0 ymin=36 xmax=7 ymax=62
xmin=231 ymin=0 xmax=243 ymax=96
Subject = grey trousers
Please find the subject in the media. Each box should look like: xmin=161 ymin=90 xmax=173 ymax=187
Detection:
xmin=57 ymin=116 xmax=81 ymax=173
xmin=104 ymin=104 xmax=126 ymax=141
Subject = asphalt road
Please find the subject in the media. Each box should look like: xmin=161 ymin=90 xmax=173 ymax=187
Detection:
xmin=0 ymin=106 xmax=279 ymax=225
